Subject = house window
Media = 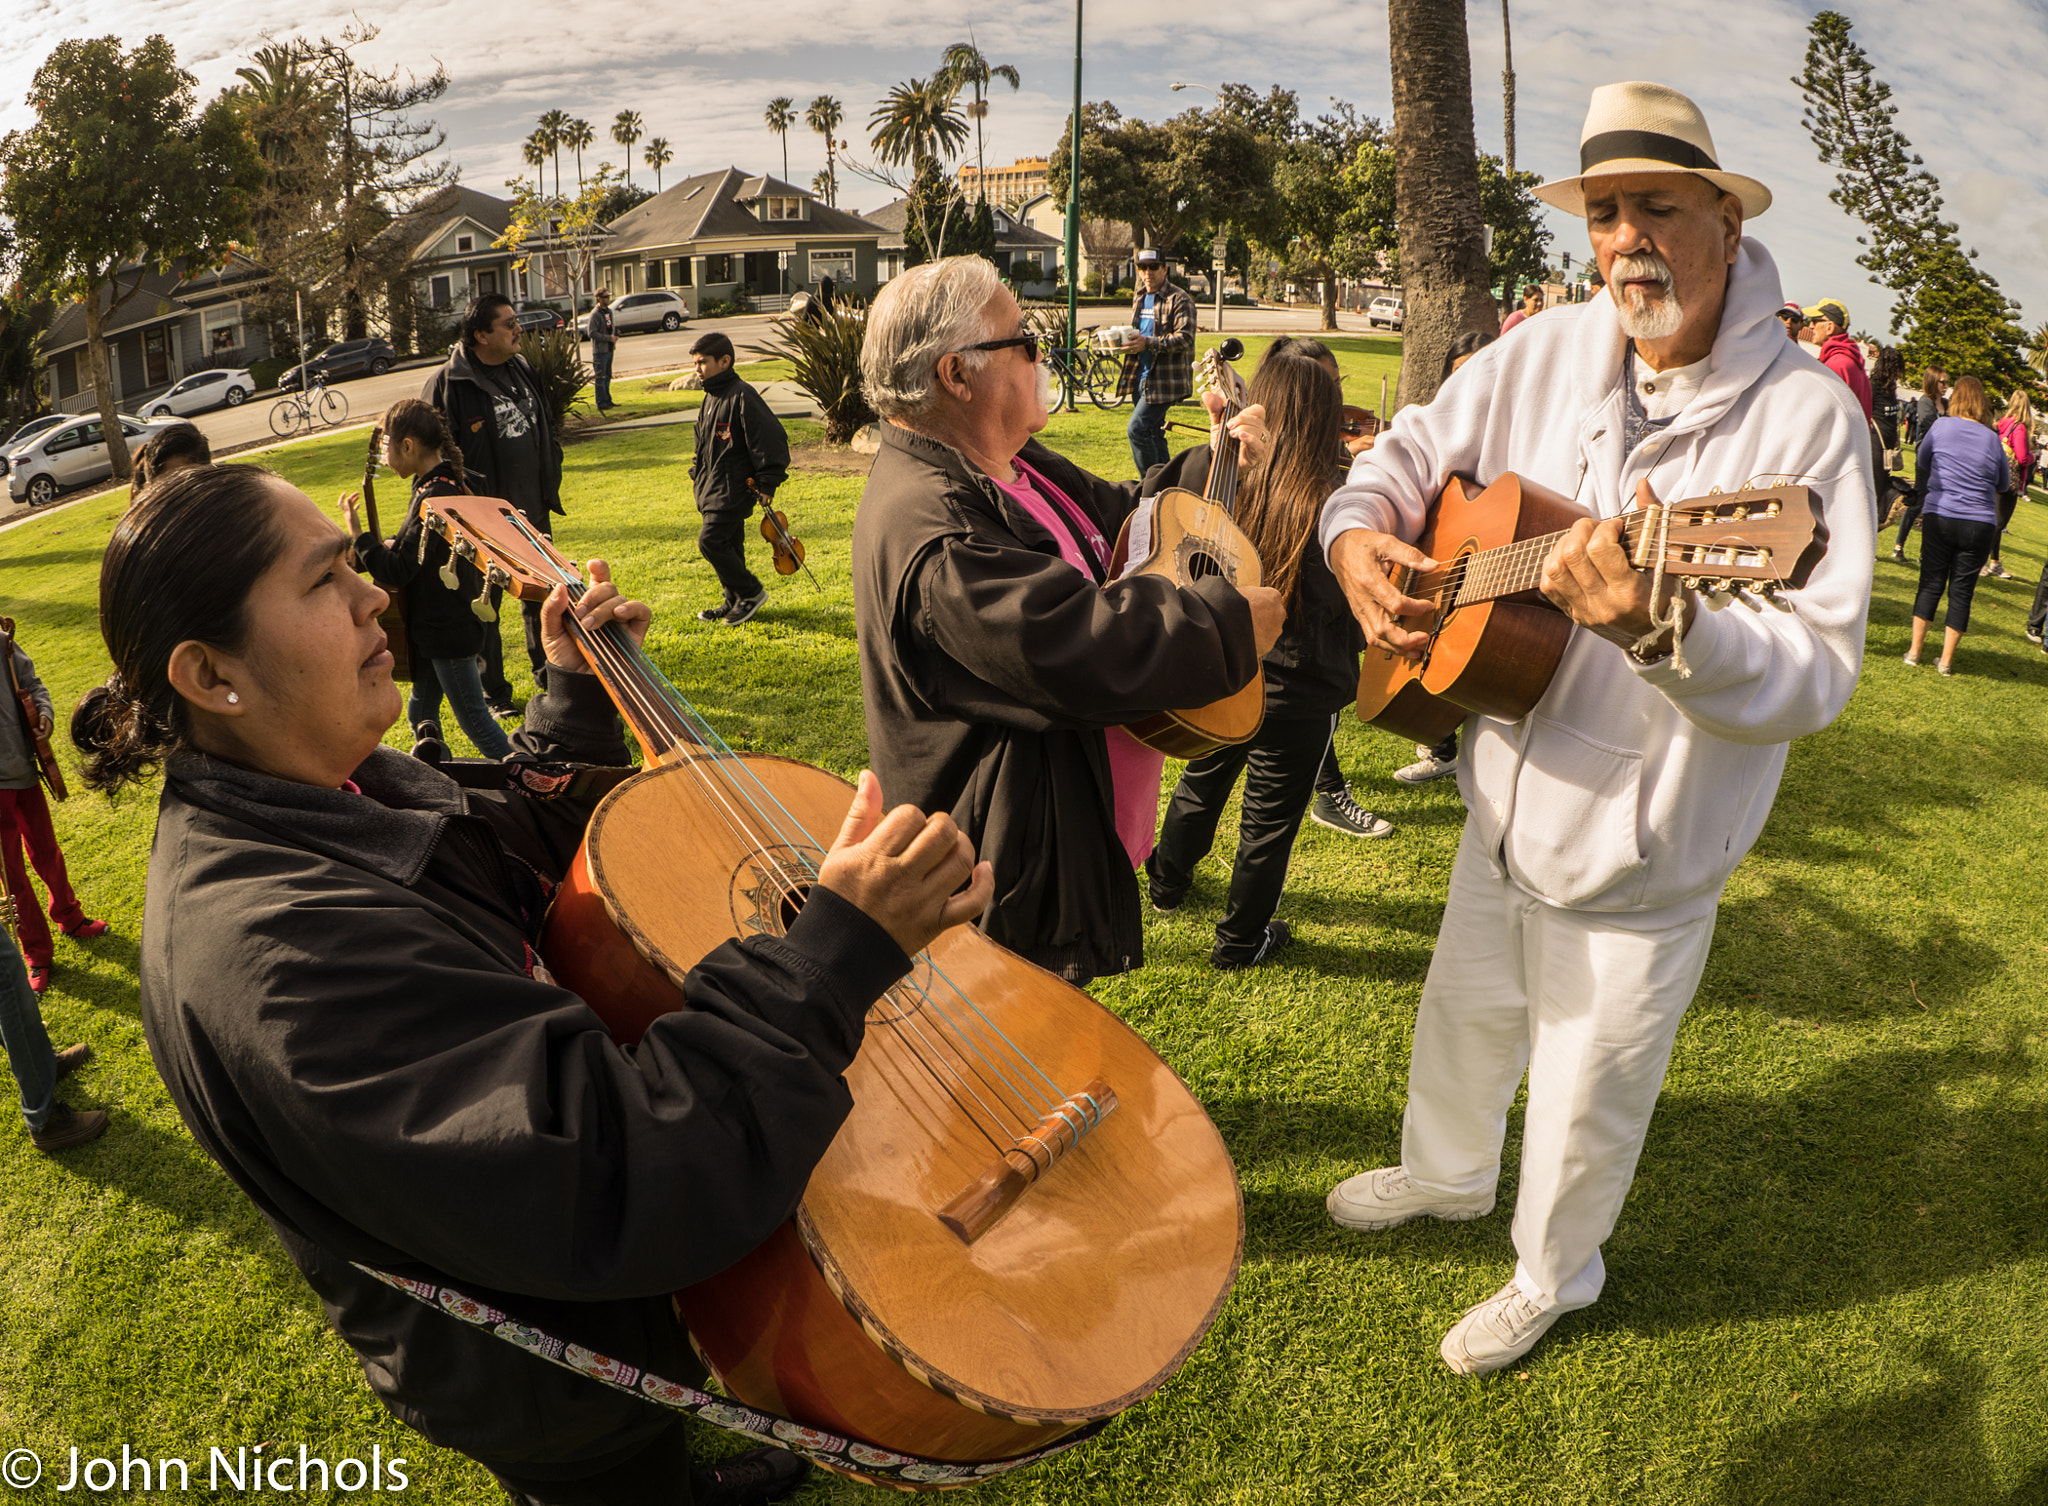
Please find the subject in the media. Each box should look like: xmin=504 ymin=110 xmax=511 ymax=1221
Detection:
xmin=671 ymin=258 xmax=691 ymax=286
xmin=759 ymin=197 xmax=802 ymax=221
xmin=705 ymin=254 xmax=734 ymax=284
xmin=623 ymin=263 xmax=635 ymax=293
xmin=203 ymin=304 xmax=243 ymax=354
xmin=809 ymin=248 xmax=854 ymax=285
xmin=647 ymin=260 xmax=665 ymax=288
xmin=457 ymin=234 xmax=474 ymax=253
xmin=477 ymin=269 xmax=498 ymax=296
xmin=431 ymin=275 xmax=452 ymax=308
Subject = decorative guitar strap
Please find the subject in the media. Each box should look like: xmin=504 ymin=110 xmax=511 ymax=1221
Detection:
xmin=353 ymin=1264 xmax=1107 ymax=1489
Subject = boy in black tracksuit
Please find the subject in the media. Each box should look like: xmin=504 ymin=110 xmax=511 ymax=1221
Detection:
xmin=688 ymin=333 xmax=790 ymax=625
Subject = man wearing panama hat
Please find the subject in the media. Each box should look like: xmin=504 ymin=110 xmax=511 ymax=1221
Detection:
xmin=1317 ymin=83 xmax=1875 ymax=1374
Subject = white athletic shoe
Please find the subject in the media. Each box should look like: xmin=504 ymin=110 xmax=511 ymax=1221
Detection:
xmin=1325 ymin=1166 xmax=1495 ymax=1232
xmin=1393 ymin=747 xmax=1459 ymax=784
xmin=1439 ymin=1282 xmax=1563 ymax=1376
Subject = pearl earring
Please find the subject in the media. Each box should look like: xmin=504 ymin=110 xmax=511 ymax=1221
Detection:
xmin=227 ymin=692 xmax=239 ymax=705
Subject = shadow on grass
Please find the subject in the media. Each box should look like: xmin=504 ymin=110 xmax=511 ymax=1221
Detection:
xmin=1710 ymin=1339 xmax=2048 ymax=1505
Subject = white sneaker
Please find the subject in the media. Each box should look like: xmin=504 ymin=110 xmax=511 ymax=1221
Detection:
xmin=1325 ymin=1166 xmax=1495 ymax=1232
xmin=1393 ymin=747 xmax=1458 ymax=784
xmin=1439 ymin=1282 xmax=1562 ymax=1376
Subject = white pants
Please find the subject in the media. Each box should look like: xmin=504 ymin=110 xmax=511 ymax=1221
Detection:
xmin=1402 ymin=822 xmax=1717 ymax=1313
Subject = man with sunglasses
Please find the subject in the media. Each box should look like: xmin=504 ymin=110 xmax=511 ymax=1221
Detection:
xmin=852 ymin=256 xmax=1286 ymax=988
xmin=1117 ymin=249 xmax=1198 ymax=476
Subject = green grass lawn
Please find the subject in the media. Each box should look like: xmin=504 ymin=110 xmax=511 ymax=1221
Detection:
xmin=3 ymin=345 xmax=2047 ymax=1503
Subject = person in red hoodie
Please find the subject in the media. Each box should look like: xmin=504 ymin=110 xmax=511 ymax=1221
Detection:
xmin=1804 ymin=299 xmax=1873 ymax=421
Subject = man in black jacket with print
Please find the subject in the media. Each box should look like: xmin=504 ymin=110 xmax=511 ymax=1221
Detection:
xmin=689 ymin=332 xmax=790 ymax=626
xmin=425 ymin=293 xmax=565 ymax=706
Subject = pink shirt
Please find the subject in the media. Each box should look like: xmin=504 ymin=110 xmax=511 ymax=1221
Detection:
xmin=987 ymin=459 xmax=1168 ymax=869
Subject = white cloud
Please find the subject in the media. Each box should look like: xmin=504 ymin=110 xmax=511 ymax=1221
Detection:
xmin=2 ymin=0 xmax=2044 ymax=339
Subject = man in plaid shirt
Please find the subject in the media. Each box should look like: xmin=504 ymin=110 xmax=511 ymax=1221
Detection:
xmin=1117 ymin=248 xmax=1197 ymax=475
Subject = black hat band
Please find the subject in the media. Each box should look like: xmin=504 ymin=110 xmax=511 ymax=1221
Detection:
xmin=1579 ymin=129 xmax=1718 ymax=174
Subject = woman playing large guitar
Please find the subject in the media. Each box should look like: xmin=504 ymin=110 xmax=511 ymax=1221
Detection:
xmin=75 ymin=462 xmax=987 ymax=1506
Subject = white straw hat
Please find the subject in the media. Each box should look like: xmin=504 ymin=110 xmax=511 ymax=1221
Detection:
xmin=1536 ymin=82 xmax=1771 ymax=219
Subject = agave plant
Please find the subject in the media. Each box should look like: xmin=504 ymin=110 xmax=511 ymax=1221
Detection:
xmin=767 ymin=301 xmax=875 ymax=444
xmin=520 ymin=328 xmax=590 ymax=434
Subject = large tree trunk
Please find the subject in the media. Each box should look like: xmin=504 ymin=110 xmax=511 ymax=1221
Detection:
xmin=1389 ymin=0 xmax=1498 ymax=411
xmin=82 ymin=287 xmax=133 ymax=482
xmin=1320 ymin=258 xmax=1339 ymax=332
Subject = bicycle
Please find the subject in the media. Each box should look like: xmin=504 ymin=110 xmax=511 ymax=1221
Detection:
xmin=1044 ymin=331 xmax=1125 ymax=411
xmin=268 ymin=374 xmax=350 ymax=438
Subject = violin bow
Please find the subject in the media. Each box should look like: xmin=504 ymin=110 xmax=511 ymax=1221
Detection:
xmin=748 ymin=479 xmax=825 ymax=596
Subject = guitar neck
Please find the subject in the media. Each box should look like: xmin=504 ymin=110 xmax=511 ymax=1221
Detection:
xmin=1407 ymin=514 xmax=1655 ymax=608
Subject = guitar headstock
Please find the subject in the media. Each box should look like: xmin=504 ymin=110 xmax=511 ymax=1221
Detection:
xmin=421 ymin=496 xmax=581 ymax=603
xmin=1195 ymin=339 xmax=1250 ymax=413
xmin=1634 ymin=485 xmax=1828 ymax=591
xmin=362 ymin=425 xmax=383 ymax=488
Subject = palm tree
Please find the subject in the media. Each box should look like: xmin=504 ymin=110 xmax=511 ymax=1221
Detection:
xmin=806 ymin=96 xmax=844 ymax=206
xmin=1500 ymin=0 xmax=1516 ymax=174
xmin=1387 ymin=0 xmax=1496 ymax=408
xmin=644 ymin=136 xmax=675 ymax=192
xmin=536 ymin=109 xmax=570 ymax=198
xmin=563 ymin=117 xmax=595 ymax=192
xmin=867 ymin=78 xmax=968 ymax=171
xmin=811 ymin=170 xmax=834 ymax=201
xmin=765 ymin=96 xmax=796 ymax=183
xmin=938 ymin=40 xmax=1020 ymax=194
xmin=611 ymin=110 xmax=643 ymax=189
xmin=522 ymin=131 xmax=548 ymax=200
xmin=2030 ymin=323 xmax=2048 ymax=380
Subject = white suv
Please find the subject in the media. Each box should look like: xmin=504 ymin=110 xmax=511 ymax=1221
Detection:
xmin=6 ymin=415 xmax=165 ymax=507
xmin=145 ymin=367 xmax=256 ymax=418
xmin=1367 ymin=296 xmax=1405 ymax=331
xmin=580 ymin=290 xmax=690 ymax=338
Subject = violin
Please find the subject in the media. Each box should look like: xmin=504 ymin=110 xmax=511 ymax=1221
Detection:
xmin=747 ymin=478 xmax=822 ymax=593
xmin=1340 ymin=405 xmax=1382 ymax=441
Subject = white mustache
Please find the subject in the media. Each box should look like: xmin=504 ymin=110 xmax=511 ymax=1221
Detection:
xmin=1610 ymin=253 xmax=1675 ymax=298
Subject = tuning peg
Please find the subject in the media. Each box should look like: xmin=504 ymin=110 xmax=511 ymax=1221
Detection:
xmin=486 ymin=565 xmax=511 ymax=588
xmin=439 ymin=560 xmax=460 ymax=589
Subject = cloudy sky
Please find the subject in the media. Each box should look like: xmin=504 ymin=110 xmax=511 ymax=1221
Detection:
xmin=4 ymin=0 xmax=2045 ymax=339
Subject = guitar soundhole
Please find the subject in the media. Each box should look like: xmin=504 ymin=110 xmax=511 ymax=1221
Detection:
xmin=1188 ymin=551 xmax=1221 ymax=580
xmin=730 ymin=842 xmax=826 ymax=940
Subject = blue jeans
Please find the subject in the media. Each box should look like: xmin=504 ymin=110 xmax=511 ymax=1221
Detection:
xmin=409 ymin=655 xmax=513 ymax=759
xmin=1128 ymin=395 xmax=1171 ymax=478
xmin=0 ymin=925 xmax=56 ymax=1133
xmin=593 ymin=344 xmax=614 ymax=409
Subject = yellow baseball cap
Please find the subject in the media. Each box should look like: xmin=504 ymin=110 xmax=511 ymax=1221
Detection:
xmin=1802 ymin=299 xmax=1849 ymax=328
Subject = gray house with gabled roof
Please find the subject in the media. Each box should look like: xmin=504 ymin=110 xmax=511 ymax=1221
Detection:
xmin=595 ymin=168 xmax=882 ymax=314
xmin=41 ymin=255 xmax=275 ymax=415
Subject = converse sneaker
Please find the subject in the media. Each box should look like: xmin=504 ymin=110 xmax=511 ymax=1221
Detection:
xmin=1325 ymin=1166 xmax=1495 ymax=1232
xmin=1439 ymin=1282 xmax=1563 ymax=1376
xmin=1309 ymin=789 xmax=1395 ymax=837
xmin=1393 ymin=747 xmax=1459 ymax=784
xmin=724 ymin=590 xmax=769 ymax=626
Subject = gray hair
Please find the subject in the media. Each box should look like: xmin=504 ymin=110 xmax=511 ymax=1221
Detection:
xmin=861 ymin=255 xmax=1005 ymax=420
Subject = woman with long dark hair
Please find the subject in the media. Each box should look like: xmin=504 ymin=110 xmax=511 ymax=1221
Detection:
xmin=1905 ymin=376 xmax=2009 ymax=675
xmin=1146 ymin=355 xmax=1365 ymax=966
xmin=72 ymin=464 xmax=986 ymax=1505
xmin=342 ymin=398 xmax=511 ymax=760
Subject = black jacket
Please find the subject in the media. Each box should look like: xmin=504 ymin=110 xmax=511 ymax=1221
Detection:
xmin=852 ymin=422 xmax=1259 ymax=983
xmin=691 ymin=368 xmax=790 ymax=514
xmin=354 ymin=463 xmax=488 ymax=661
xmin=139 ymin=668 xmax=909 ymax=1475
xmin=423 ymin=346 xmax=564 ymax=527
xmin=1150 ymin=446 xmax=1363 ymax=718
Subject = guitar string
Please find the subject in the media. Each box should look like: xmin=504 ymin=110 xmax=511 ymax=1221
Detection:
xmin=488 ymin=513 xmax=1068 ymax=1146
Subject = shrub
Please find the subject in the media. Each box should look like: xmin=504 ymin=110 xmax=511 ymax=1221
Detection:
xmin=520 ymin=328 xmax=589 ymax=434
xmin=699 ymin=297 xmax=745 ymax=318
xmin=766 ymin=300 xmax=875 ymax=444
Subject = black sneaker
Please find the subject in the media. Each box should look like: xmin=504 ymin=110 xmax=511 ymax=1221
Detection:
xmin=697 ymin=600 xmax=733 ymax=622
xmin=1212 ymin=920 xmax=1291 ymax=970
xmin=485 ymin=697 xmax=521 ymax=720
xmin=1309 ymin=789 xmax=1395 ymax=837
xmin=1144 ymin=855 xmax=1186 ymax=914
xmin=690 ymin=1447 xmax=809 ymax=1506
xmin=723 ymin=590 xmax=769 ymax=626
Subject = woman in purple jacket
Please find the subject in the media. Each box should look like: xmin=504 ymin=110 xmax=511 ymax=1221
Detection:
xmin=1905 ymin=376 xmax=2009 ymax=675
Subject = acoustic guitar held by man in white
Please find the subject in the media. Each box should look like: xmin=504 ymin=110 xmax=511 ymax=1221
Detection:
xmin=1319 ymin=81 xmax=1874 ymax=1375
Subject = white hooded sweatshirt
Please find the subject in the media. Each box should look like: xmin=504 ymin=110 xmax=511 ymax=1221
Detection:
xmin=1321 ymin=238 xmax=1874 ymax=924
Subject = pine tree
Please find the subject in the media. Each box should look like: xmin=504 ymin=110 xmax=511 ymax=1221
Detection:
xmin=1795 ymin=11 xmax=2034 ymax=392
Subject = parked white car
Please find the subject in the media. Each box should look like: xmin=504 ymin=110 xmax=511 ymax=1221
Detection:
xmin=6 ymin=414 xmax=169 ymax=507
xmin=1367 ymin=296 xmax=1405 ymax=331
xmin=577 ymin=290 xmax=690 ymax=338
xmin=144 ymin=368 xmax=256 ymax=418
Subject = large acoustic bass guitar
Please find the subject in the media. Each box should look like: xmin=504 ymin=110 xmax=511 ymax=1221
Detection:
xmin=353 ymin=425 xmax=413 ymax=682
xmin=1116 ymin=340 xmax=1267 ymax=758
xmin=419 ymin=497 xmax=1243 ymax=1485
xmin=1 ymin=618 xmax=67 ymax=801
xmin=1355 ymin=474 xmax=1829 ymax=742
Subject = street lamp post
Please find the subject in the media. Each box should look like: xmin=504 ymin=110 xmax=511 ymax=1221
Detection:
xmin=1172 ymin=83 xmax=1228 ymax=334
xmin=1064 ymin=0 xmax=1084 ymax=412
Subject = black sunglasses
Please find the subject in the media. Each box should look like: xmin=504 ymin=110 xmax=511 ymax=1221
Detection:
xmin=955 ymin=332 xmax=1041 ymax=364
